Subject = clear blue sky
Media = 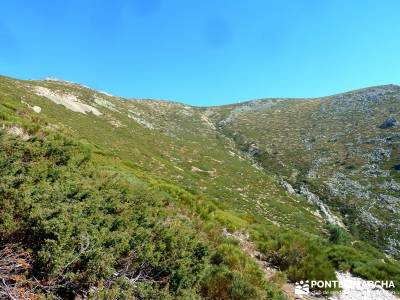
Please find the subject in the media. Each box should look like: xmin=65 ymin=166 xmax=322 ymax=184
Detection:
xmin=1 ymin=0 xmax=399 ymax=106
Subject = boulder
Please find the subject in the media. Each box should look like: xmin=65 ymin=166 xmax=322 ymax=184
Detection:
xmin=379 ymin=117 xmax=397 ymax=129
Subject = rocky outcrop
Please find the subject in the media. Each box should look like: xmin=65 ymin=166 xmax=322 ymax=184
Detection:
xmin=321 ymin=85 xmax=400 ymax=117
xmin=361 ymin=164 xmax=390 ymax=178
xmin=326 ymin=173 xmax=371 ymax=200
xmin=298 ymin=185 xmax=345 ymax=228
xmin=3 ymin=125 xmax=31 ymax=141
xmin=280 ymin=180 xmax=296 ymax=194
xmin=378 ymin=194 xmax=400 ymax=213
xmin=379 ymin=117 xmax=397 ymax=129
xmin=32 ymin=106 xmax=41 ymax=113
xmin=33 ymin=86 xmax=102 ymax=116
xmin=364 ymin=148 xmax=391 ymax=163
xmin=381 ymin=180 xmax=400 ymax=191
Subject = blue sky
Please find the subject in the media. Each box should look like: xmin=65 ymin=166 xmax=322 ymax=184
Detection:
xmin=1 ymin=0 xmax=400 ymax=106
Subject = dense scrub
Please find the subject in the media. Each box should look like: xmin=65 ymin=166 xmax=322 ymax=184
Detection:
xmin=249 ymin=223 xmax=400 ymax=294
xmin=0 ymin=130 xmax=284 ymax=299
xmin=0 ymin=132 xmax=198 ymax=297
xmin=1 ymin=129 xmax=399 ymax=298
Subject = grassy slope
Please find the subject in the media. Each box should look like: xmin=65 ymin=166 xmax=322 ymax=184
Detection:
xmin=0 ymin=76 xmax=323 ymax=234
xmin=1 ymin=76 xmax=399 ymax=298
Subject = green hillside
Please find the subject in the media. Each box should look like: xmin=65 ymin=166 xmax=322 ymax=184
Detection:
xmin=0 ymin=76 xmax=399 ymax=299
xmin=209 ymin=86 xmax=400 ymax=258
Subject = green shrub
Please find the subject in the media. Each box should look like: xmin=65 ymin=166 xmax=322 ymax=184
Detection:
xmin=0 ymin=133 xmax=210 ymax=297
xmin=327 ymin=224 xmax=351 ymax=245
xmin=0 ymin=130 xmax=287 ymax=299
xmin=256 ymin=230 xmax=336 ymax=283
xmin=202 ymin=243 xmax=285 ymax=299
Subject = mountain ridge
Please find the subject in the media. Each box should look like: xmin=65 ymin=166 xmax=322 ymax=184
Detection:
xmin=10 ymin=75 xmax=399 ymax=108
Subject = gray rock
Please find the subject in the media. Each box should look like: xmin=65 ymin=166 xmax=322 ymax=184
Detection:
xmin=378 ymin=194 xmax=400 ymax=213
xmin=246 ymin=142 xmax=261 ymax=157
xmin=326 ymin=173 xmax=371 ymax=199
xmin=299 ymin=185 xmax=345 ymax=227
xmin=380 ymin=180 xmax=400 ymax=192
xmin=280 ymin=180 xmax=296 ymax=194
xmin=361 ymin=164 xmax=389 ymax=178
xmin=379 ymin=117 xmax=397 ymax=129
xmin=364 ymin=148 xmax=391 ymax=163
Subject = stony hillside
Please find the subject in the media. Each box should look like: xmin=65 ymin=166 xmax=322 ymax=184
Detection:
xmin=208 ymin=85 xmax=400 ymax=258
xmin=0 ymin=75 xmax=399 ymax=299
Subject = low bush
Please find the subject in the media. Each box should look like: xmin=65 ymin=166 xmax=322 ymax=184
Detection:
xmin=0 ymin=131 xmax=284 ymax=299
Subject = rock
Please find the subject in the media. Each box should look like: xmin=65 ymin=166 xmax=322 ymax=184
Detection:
xmin=364 ymin=147 xmax=391 ymax=163
xmin=378 ymin=194 xmax=400 ymax=213
xmin=32 ymin=106 xmax=41 ymax=113
xmin=34 ymin=86 xmax=102 ymax=116
xmin=361 ymin=164 xmax=389 ymax=178
xmin=307 ymin=157 xmax=331 ymax=178
xmin=380 ymin=180 xmax=400 ymax=191
xmin=247 ymin=142 xmax=261 ymax=156
xmin=127 ymin=112 xmax=154 ymax=129
xmin=326 ymin=173 xmax=371 ymax=199
xmin=299 ymin=185 xmax=345 ymax=227
xmin=5 ymin=125 xmax=31 ymax=141
xmin=379 ymin=117 xmax=397 ymax=129
xmin=360 ymin=210 xmax=383 ymax=226
xmin=108 ymin=118 xmax=124 ymax=128
xmin=386 ymin=238 xmax=400 ymax=257
xmin=191 ymin=166 xmax=217 ymax=176
xmin=280 ymin=180 xmax=296 ymax=194
xmin=93 ymin=95 xmax=119 ymax=112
